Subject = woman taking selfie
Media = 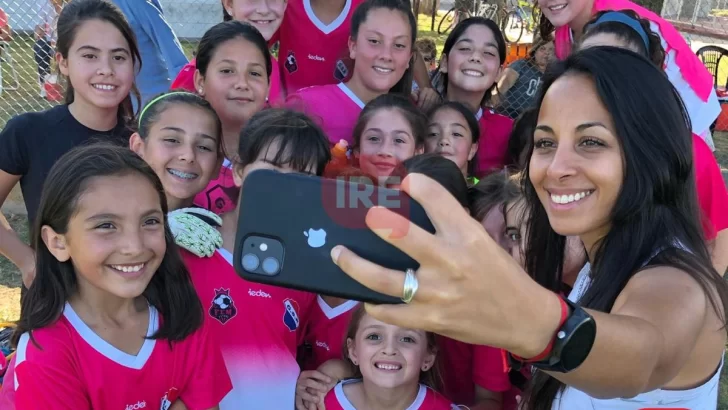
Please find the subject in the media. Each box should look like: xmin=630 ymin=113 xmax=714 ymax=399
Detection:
xmin=331 ymin=47 xmax=728 ymax=410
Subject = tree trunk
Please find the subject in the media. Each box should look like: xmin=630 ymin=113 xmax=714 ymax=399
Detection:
xmin=420 ymin=0 xmax=439 ymax=16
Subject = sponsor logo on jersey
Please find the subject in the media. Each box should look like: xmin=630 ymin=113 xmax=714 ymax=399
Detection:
xmin=125 ymin=401 xmax=146 ymax=410
xmin=249 ymin=289 xmax=272 ymax=298
xmin=209 ymin=288 xmax=238 ymax=324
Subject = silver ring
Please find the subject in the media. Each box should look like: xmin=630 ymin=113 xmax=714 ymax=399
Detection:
xmin=401 ymin=268 xmax=419 ymax=304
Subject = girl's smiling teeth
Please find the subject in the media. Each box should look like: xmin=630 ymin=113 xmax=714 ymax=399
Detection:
xmin=93 ymin=84 xmax=117 ymax=91
xmin=109 ymin=263 xmax=145 ymax=273
xmin=549 ymin=3 xmax=567 ymax=10
xmin=374 ymin=361 xmax=402 ymax=371
xmin=462 ymin=69 xmax=484 ymax=77
xmin=549 ymin=190 xmax=594 ymax=204
xmin=373 ymin=66 xmax=394 ymax=74
xmin=168 ymin=168 xmax=199 ymax=180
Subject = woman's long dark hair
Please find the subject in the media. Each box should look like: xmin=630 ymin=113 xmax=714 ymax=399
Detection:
xmin=520 ymin=47 xmax=728 ymax=409
xmin=13 ymin=142 xmax=203 ymax=347
xmin=55 ymin=0 xmax=141 ymax=120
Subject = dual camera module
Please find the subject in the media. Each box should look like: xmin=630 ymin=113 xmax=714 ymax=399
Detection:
xmin=241 ymin=235 xmax=284 ymax=276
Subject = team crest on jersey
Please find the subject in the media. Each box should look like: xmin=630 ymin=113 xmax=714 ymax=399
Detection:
xmin=210 ymin=288 xmax=238 ymax=324
xmin=159 ymin=388 xmax=179 ymax=410
xmin=333 ymin=59 xmax=349 ymax=81
xmin=285 ymin=51 xmax=299 ymax=74
xmin=283 ymin=298 xmax=300 ymax=331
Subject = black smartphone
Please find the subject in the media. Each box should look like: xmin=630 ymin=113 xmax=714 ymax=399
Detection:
xmin=233 ymin=169 xmax=435 ymax=304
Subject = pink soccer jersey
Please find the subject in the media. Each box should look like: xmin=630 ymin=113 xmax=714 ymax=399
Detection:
xmin=285 ymin=83 xmax=365 ymax=145
xmin=324 ymin=380 xmax=458 ymax=410
xmin=183 ymin=248 xmax=317 ymax=409
xmin=437 ymin=336 xmax=510 ymax=406
xmin=6 ymin=303 xmax=231 ymax=410
xmin=301 ymin=297 xmax=359 ymax=371
xmin=475 ymin=108 xmax=514 ymax=178
xmin=693 ymin=133 xmax=728 ymax=241
xmin=193 ymin=160 xmax=237 ymax=215
xmin=278 ymin=0 xmax=366 ymax=95
xmin=170 ymin=56 xmax=283 ymax=105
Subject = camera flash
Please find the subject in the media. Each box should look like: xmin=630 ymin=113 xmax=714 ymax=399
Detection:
xmin=259 ymin=243 xmax=268 ymax=252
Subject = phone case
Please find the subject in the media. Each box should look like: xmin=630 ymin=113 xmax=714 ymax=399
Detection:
xmin=234 ymin=169 xmax=436 ymax=304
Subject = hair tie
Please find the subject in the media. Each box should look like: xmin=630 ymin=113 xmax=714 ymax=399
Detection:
xmin=138 ymin=91 xmax=196 ymax=126
xmin=587 ymin=11 xmax=650 ymax=55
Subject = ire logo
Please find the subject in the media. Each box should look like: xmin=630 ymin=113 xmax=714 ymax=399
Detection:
xmin=322 ymin=175 xmax=413 ymax=239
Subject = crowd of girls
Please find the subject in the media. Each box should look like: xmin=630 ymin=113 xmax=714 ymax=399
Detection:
xmin=0 ymin=0 xmax=727 ymax=409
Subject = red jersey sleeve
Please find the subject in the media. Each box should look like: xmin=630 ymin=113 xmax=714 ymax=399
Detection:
xmin=471 ymin=345 xmax=511 ymax=393
xmin=14 ymin=333 xmax=92 ymax=410
xmin=171 ymin=59 xmax=198 ymax=92
xmin=323 ymin=386 xmax=345 ymax=410
xmin=177 ymin=319 xmax=232 ymax=409
xmin=693 ymin=134 xmax=728 ymax=240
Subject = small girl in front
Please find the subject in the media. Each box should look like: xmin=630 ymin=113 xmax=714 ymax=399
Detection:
xmin=285 ymin=0 xmax=417 ymax=145
xmin=324 ymin=306 xmax=457 ymax=410
xmin=130 ymin=91 xmax=226 ymax=258
xmin=431 ymin=17 xmax=513 ymax=177
xmin=425 ymin=101 xmax=481 ymax=185
xmin=190 ymin=21 xmax=272 ymax=215
xmin=352 ymin=94 xmax=426 ymax=186
xmin=2 ymin=143 xmax=231 ymax=409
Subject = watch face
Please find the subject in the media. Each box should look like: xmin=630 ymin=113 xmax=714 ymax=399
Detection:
xmin=560 ymin=311 xmax=597 ymax=372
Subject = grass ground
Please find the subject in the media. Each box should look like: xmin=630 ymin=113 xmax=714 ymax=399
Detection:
xmin=1 ymin=16 xmax=728 ymax=406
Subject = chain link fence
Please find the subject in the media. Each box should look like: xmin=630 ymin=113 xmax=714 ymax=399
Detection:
xmin=0 ymin=0 xmax=218 ymax=128
xmin=1 ymin=0 xmax=728 ymax=143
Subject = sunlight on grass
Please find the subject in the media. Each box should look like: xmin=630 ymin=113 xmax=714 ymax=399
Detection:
xmin=417 ymin=12 xmax=449 ymax=55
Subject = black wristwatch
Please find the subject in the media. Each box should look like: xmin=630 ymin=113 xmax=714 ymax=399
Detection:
xmin=508 ymin=297 xmax=597 ymax=373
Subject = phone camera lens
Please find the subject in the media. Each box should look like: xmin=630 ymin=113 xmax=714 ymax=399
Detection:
xmin=262 ymin=257 xmax=280 ymax=275
xmin=242 ymin=253 xmax=260 ymax=271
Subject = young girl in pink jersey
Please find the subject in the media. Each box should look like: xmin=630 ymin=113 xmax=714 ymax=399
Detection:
xmin=352 ymin=94 xmax=426 ymax=186
xmin=2 ymin=143 xmax=231 ymax=410
xmin=171 ymin=0 xmax=284 ymax=104
xmin=576 ymin=10 xmax=728 ymax=275
xmin=130 ymin=91 xmax=228 ymax=258
xmin=190 ymin=21 xmax=271 ymax=215
xmin=295 ymin=154 xmax=471 ymax=410
xmin=182 ymin=108 xmax=332 ymax=409
xmin=0 ymin=0 xmax=139 ymax=289
xmin=431 ymin=18 xmax=513 ymax=177
xmin=425 ymin=101 xmax=481 ymax=184
xmin=323 ymin=305 xmax=457 ymax=410
xmin=537 ymin=0 xmax=720 ymax=148
xmin=285 ymin=0 xmax=417 ymax=145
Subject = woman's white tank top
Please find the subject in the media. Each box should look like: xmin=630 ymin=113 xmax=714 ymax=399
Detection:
xmin=550 ymin=263 xmax=723 ymax=410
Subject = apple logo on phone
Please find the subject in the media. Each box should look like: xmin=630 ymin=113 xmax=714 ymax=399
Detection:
xmin=304 ymin=228 xmax=327 ymax=248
